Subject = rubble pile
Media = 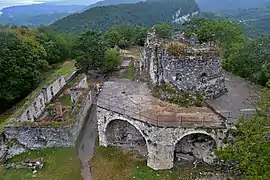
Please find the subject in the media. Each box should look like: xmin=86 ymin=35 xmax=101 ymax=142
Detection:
xmin=5 ymin=158 xmax=44 ymax=174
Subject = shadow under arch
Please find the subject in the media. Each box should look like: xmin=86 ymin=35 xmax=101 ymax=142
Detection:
xmin=104 ymin=119 xmax=148 ymax=157
xmin=174 ymin=133 xmax=217 ymax=166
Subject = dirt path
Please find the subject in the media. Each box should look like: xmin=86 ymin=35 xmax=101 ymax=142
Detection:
xmin=77 ymin=97 xmax=98 ymax=180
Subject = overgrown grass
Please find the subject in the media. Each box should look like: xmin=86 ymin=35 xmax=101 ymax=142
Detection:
xmin=59 ymin=94 xmax=72 ymax=106
xmin=3 ymin=61 xmax=77 ymax=130
xmin=119 ymin=61 xmax=135 ymax=80
xmin=0 ymin=114 xmax=10 ymax=131
xmin=0 ymin=148 xmax=82 ymax=180
xmin=56 ymin=60 xmax=76 ymax=78
xmin=90 ymin=146 xmax=206 ymax=180
xmin=152 ymin=84 xmax=204 ymax=107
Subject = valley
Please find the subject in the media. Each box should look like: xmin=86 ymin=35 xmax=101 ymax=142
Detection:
xmin=0 ymin=0 xmax=269 ymax=180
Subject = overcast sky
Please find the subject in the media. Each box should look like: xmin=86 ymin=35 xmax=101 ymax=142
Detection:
xmin=0 ymin=0 xmax=99 ymax=9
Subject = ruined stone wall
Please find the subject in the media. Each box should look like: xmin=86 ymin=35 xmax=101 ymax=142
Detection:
xmin=140 ymin=28 xmax=227 ymax=99
xmin=97 ymin=107 xmax=228 ymax=170
xmin=17 ymin=76 xmax=66 ymax=122
xmin=3 ymin=90 xmax=92 ymax=160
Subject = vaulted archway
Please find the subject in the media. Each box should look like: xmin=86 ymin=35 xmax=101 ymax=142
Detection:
xmin=174 ymin=133 xmax=217 ymax=166
xmin=105 ymin=119 xmax=148 ymax=156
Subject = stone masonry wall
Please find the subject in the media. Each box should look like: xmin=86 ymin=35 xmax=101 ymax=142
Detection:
xmin=140 ymin=28 xmax=227 ymax=99
xmin=2 ymin=90 xmax=92 ymax=159
xmin=17 ymin=76 xmax=66 ymax=122
xmin=97 ymin=107 xmax=228 ymax=170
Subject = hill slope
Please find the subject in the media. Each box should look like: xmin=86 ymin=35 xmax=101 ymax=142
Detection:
xmin=0 ymin=4 xmax=86 ymax=26
xmin=217 ymin=4 xmax=270 ymax=37
xmin=196 ymin=0 xmax=270 ymax=12
xmin=50 ymin=0 xmax=199 ymax=33
xmin=89 ymin=0 xmax=142 ymax=8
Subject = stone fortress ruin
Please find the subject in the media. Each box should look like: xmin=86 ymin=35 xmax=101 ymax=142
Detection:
xmin=96 ymin=27 xmax=233 ymax=170
xmin=140 ymin=27 xmax=227 ymax=99
xmin=0 ymin=71 xmax=93 ymax=162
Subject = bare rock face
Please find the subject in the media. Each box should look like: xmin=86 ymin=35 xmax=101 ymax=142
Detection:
xmin=140 ymin=27 xmax=227 ymax=99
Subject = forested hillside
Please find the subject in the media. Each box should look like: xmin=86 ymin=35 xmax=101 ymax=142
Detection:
xmin=217 ymin=3 xmax=270 ymax=37
xmin=196 ymin=0 xmax=270 ymax=12
xmin=0 ymin=27 xmax=71 ymax=112
xmin=50 ymin=0 xmax=199 ymax=33
xmin=88 ymin=0 xmax=142 ymax=9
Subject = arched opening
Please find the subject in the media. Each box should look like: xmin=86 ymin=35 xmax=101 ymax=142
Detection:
xmin=105 ymin=119 xmax=147 ymax=157
xmin=200 ymin=73 xmax=208 ymax=83
xmin=174 ymin=133 xmax=216 ymax=167
xmin=26 ymin=110 xmax=31 ymax=121
xmin=34 ymin=102 xmax=38 ymax=113
xmin=50 ymin=86 xmax=54 ymax=96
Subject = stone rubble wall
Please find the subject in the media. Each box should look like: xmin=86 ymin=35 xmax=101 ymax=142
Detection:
xmin=16 ymin=71 xmax=80 ymax=123
xmin=98 ymin=107 xmax=228 ymax=170
xmin=2 ymin=90 xmax=92 ymax=160
xmin=140 ymin=28 xmax=227 ymax=99
xmin=17 ymin=76 xmax=66 ymax=122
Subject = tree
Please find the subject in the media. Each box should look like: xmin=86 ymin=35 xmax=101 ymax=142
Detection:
xmin=104 ymin=25 xmax=148 ymax=48
xmin=38 ymin=26 xmax=70 ymax=64
xmin=155 ymin=23 xmax=173 ymax=39
xmin=104 ymin=28 xmax=122 ymax=48
xmin=0 ymin=30 xmax=42 ymax=111
xmin=216 ymin=86 xmax=270 ymax=180
xmin=72 ymin=30 xmax=106 ymax=72
xmin=101 ymin=49 xmax=121 ymax=73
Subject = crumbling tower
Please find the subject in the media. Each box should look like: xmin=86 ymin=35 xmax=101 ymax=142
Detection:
xmin=140 ymin=27 xmax=227 ymax=99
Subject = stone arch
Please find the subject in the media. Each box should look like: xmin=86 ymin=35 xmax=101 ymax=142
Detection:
xmin=173 ymin=132 xmax=217 ymax=166
xmin=104 ymin=118 xmax=148 ymax=157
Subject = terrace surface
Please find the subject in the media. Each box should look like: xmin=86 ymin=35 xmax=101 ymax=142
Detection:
xmin=97 ymin=79 xmax=225 ymax=128
xmin=207 ymin=72 xmax=261 ymax=122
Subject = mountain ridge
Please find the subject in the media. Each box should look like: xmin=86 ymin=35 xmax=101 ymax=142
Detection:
xmin=50 ymin=0 xmax=199 ymax=33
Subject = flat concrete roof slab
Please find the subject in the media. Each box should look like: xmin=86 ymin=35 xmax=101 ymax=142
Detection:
xmin=207 ymin=72 xmax=261 ymax=122
xmin=97 ymin=79 xmax=225 ymax=128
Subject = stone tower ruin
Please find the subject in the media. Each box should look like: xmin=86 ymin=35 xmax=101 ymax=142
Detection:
xmin=140 ymin=27 xmax=227 ymax=99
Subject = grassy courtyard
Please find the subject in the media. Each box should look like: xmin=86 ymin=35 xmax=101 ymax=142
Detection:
xmin=0 ymin=148 xmax=82 ymax=180
xmin=90 ymin=146 xmax=209 ymax=180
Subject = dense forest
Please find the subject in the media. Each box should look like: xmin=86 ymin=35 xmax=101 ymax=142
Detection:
xmin=50 ymin=0 xmax=199 ymax=33
xmin=217 ymin=3 xmax=270 ymax=37
xmin=0 ymin=27 xmax=70 ymax=112
xmin=0 ymin=24 xmax=148 ymax=113
xmin=184 ymin=18 xmax=270 ymax=86
xmin=196 ymin=0 xmax=270 ymax=12
xmin=0 ymin=1 xmax=269 ymax=178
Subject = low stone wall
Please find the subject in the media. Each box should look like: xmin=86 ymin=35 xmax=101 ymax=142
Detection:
xmin=2 ymin=90 xmax=92 ymax=160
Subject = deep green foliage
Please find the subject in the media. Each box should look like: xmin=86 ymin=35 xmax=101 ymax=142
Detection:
xmin=72 ymin=30 xmax=121 ymax=73
xmin=155 ymin=23 xmax=173 ymax=39
xmin=227 ymin=36 xmax=270 ymax=85
xmin=184 ymin=18 xmax=270 ymax=86
xmin=50 ymin=0 xmax=199 ymax=33
xmin=216 ymin=3 xmax=270 ymax=37
xmin=216 ymin=87 xmax=270 ymax=179
xmin=104 ymin=25 xmax=148 ymax=48
xmin=0 ymin=30 xmax=41 ymax=111
xmin=101 ymin=49 xmax=121 ymax=73
xmin=38 ymin=26 xmax=70 ymax=64
xmin=0 ymin=27 xmax=71 ymax=112
xmin=72 ymin=30 xmax=106 ymax=72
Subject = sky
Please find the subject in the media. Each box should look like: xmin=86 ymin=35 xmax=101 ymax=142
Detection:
xmin=0 ymin=0 xmax=99 ymax=9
